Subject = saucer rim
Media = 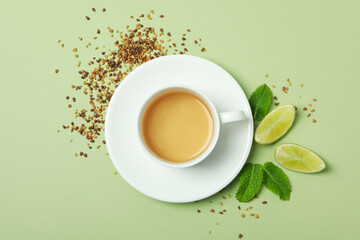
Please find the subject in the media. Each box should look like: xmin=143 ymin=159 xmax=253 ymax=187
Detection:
xmin=105 ymin=55 xmax=253 ymax=203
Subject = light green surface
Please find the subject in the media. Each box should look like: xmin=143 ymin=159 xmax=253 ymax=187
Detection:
xmin=1 ymin=0 xmax=359 ymax=239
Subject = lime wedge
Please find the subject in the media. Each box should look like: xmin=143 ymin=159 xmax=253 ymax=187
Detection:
xmin=275 ymin=143 xmax=326 ymax=173
xmin=255 ymin=104 xmax=296 ymax=144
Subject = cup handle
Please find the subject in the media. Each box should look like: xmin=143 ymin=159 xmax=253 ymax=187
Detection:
xmin=219 ymin=111 xmax=246 ymax=124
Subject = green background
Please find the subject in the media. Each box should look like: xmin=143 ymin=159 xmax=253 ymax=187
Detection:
xmin=1 ymin=0 xmax=359 ymax=239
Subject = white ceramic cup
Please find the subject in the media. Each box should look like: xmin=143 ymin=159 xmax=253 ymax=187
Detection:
xmin=137 ymin=85 xmax=246 ymax=168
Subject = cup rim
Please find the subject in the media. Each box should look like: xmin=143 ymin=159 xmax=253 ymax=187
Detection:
xmin=137 ymin=84 xmax=220 ymax=168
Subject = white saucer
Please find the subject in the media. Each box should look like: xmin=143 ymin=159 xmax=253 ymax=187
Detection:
xmin=105 ymin=55 xmax=253 ymax=203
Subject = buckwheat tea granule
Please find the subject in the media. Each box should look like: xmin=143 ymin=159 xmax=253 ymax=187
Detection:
xmin=58 ymin=10 xmax=206 ymax=156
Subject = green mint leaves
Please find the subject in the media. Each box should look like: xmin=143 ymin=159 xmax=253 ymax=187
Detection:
xmin=236 ymin=163 xmax=263 ymax=202
xmin=236 ymin=162 xmax=291 ymax=202
xmin=263 ymin=162 xmax=292 ymax=200
xmin=249 ymin=84 xmax=272 ymax=121
xmin=238 ymin=84 xmax=293 ymax=202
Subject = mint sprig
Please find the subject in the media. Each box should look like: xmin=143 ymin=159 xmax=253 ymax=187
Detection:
xmin=236 ymin=163 xmax=263 ymax=202
xmin=236 ymin=162 xmax=291 ymax=202
xmin=249 ymin=84 xmax=272 ymax=121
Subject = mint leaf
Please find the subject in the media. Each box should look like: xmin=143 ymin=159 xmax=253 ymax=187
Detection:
xmin=263 ymin=162 xmax=291 ymax=200
xmin=236 ymin=163 xmax=263 ymax=202
xmin=249 ymin=84 xmax=272 ymax=121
